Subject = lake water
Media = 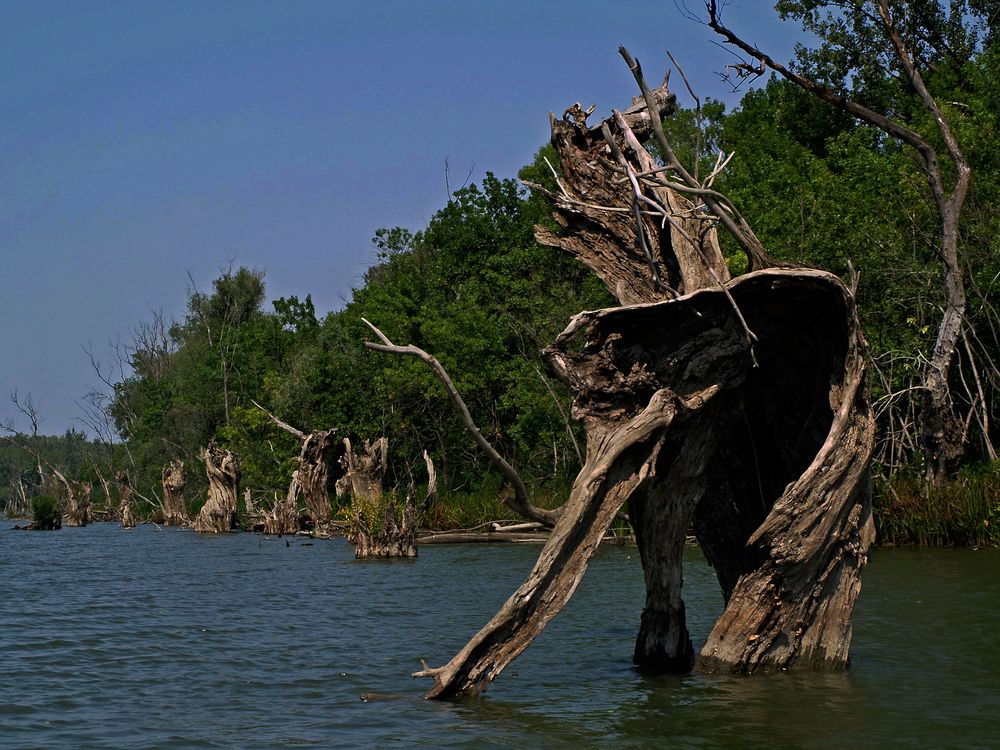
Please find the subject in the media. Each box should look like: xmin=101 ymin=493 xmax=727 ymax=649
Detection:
xmin=1 ymin=521 xmax=998 ymax=749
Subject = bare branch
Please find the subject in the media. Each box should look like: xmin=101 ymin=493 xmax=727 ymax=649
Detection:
xmin=361 ymin=318 xmax=558 ymax=527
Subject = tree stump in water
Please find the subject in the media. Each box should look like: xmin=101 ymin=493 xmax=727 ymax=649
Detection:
xmin=414 ymin=66 xmax=873 ymax=698
xmin=193 ymin=441 xmax=240 ymax=533
xmin=161 ymin=459 xmax=189 ymax=526
xmin=117 ymin=470 xmax=135 ymax=528
xmin=262 ymin=483 xmax=300 ymax=535
xmin=295 ymin=429 xmax=339 ymax=529
xmin=343 ymin=437 xmax=417 ymax=558
xmin=63 ymin=479 xmax=92 ymax=527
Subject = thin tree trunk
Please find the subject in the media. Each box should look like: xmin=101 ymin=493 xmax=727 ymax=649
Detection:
xmin=161 ymin=459 xmax=188 ymax=525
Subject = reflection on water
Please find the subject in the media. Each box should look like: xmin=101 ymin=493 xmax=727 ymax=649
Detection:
xmin=1 ymin=522 xmax=997 ymax=748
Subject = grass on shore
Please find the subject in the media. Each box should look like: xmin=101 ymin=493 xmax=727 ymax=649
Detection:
xmin=873 ymin=465 xmax=1000 ymax=547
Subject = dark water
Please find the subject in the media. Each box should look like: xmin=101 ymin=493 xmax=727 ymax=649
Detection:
xmin=1 ymin=522 xmax=998 ymax=749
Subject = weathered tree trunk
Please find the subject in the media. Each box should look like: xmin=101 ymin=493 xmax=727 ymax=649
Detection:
xmin=414 ymin=72 xmax=873 ymax=698
xmin=54 ymin=467 xmax=92 ymax=528
xmin=193 ymin=441 xmax=240 ymax=533
xmin=263 ymin=483 xmax=300 ymax=535
xmin=161 ymin=459 xmax=188 ymax=525
xmin=343 ymin=437 xmax=417 ymax=558
xmin=295 ymin=429 xmax=339 ymax=528
xmin=252 ymin=402 xmax=341 ymax=530
xmin=117 ymin=470 xmax=135 ymax=528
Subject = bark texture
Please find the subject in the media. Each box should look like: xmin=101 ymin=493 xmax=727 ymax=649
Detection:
xmin=117 ymin=470 xmax=135 ymax=529
xmin=414 ymin=87 xmax=873 ymax=698
xmin=161 ymin=459 xmax=188 ymax=526
xmin=343 ymin=437 xmax=417 ymax=558
xmin=58 ymin=472 xmax=92 ymax=528
xmin=296 ymin=429 xmax=339 ymax=528
xmin=193 ymin=441 xmax=240 ymax=533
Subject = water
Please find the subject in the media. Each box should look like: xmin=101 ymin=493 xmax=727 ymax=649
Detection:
xmin=1 ymin=521 xmax=997 ymax=749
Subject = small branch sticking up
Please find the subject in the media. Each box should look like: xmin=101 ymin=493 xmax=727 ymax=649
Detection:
xmin=362 ymin=318 xmax=558 ymax=527
xmin=619 ymin=45 xmax=774 ymax=272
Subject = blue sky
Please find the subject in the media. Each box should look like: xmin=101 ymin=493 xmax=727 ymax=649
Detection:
xmin=1 ymin=0 xmax=805 ymax=435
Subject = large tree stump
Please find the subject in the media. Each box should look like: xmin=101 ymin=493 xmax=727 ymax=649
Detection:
xmin=342 ymin=437 xmax=417 ymax=558
xmin=193 ymin=441 xmax=240 ymax=533
xmin=414 ymin=70 xmax=873 ymax=698
xmin=161 ymin=459 xmax=189 ymax=525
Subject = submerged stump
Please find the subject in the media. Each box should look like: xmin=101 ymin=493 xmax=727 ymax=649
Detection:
xmin=343 ymin=437 xmax=417 ymax=558
xmin=193 ymin=441 xmax=240 ymax=533
xmin=414 ymin=73 xmax=873 ymax=699
xmin=117 ymin=470 xmax=135 ymax=529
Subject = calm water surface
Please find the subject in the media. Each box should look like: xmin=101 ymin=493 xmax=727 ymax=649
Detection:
xmin=1 ymin=521 xmax=997 ymax=749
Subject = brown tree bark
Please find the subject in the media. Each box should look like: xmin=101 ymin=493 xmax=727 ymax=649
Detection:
xmin=51 ymin=466 xmax=92 ymax=528
xmin=413 ymin=69 xmax=873 ymax=698
xmin=705 ymin=1 xmax=970 ymax=482
xmin=342 ymin=437 xmax=418 ymax=558
xmin=161 ymin=459 xmax=188 ymax=525
xmin=193 ymin=440 xmax=240 ymax=533
xmin=117 ymin=470 xmax=135 ymax=529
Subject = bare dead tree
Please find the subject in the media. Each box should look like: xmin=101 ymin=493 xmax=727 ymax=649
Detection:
xmin=407 ymin=51 xmax=873 ymax=699
xmin=341 ymin=436 xmax=417 ymax=558
xmin=160 ymin=459 xmax=189 ymax=525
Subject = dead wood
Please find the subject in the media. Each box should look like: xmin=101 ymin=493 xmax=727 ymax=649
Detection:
xmin=193 ymin=440 xmax=240 ymax=533
xmin=253 ymin=401 xmax=340 ymax=529
xmin=117 ymin=470 xmax=135 ymax=529
xmin=51 ymin=466 xmax=92 ymax=527
xmin=413 ymin=73 xmax=873 ymax=698
xmin=160 ymin=459 xmax=189 ymax=526
xmin=343 ymin=437 xmax=418 ymax=558
xmin=363 ymin=319 xmax=557 ymax=527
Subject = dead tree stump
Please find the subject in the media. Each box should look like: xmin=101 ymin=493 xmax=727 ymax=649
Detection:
xmin=193 ymin=441 xmax=240 ymax=533
xmin=413 ymin=64 xmax=873 ymax=698
xmin=161 ymin=459 xmax=188 ymax=525
xmin=61 ymin=477 xmax=92 ymax=527
xmin=342 ymin=437 xmax=417 ymax=558
xmin=117 ymin=470 xmax=135 ymax=528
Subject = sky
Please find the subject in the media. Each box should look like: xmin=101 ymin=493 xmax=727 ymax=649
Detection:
xmin=1 ymin=0 xmax=807 ymax=436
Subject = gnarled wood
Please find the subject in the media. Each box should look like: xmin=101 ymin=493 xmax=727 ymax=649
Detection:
xmin=51 ymin=467 xmax=92 ymax=527
xmin=252 ymin=402 xmax=340 ymax=529
xmin=193 ymin=440 xmax=240 ymax=533
xmin=414 ymin=76 xmax=873 ymax=698
xmin=161 ymin=459 xmax=188 ymax=525
xmin=117 ymin=470 xmax=135 ymax=528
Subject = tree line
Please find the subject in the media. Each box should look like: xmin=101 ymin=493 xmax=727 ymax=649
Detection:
xmin=4 ymin=2 xmax=999 ymax=538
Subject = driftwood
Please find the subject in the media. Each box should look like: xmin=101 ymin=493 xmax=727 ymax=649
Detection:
xmin=117 ymin=470 xmax=135 ymax=528
xmin=161 ymin=459 xmax=188 ymax=525
xmin=410 ymin=56 xmax=873 ymax=699
xmin=193 ymin=440 xmax=240 ymax=533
